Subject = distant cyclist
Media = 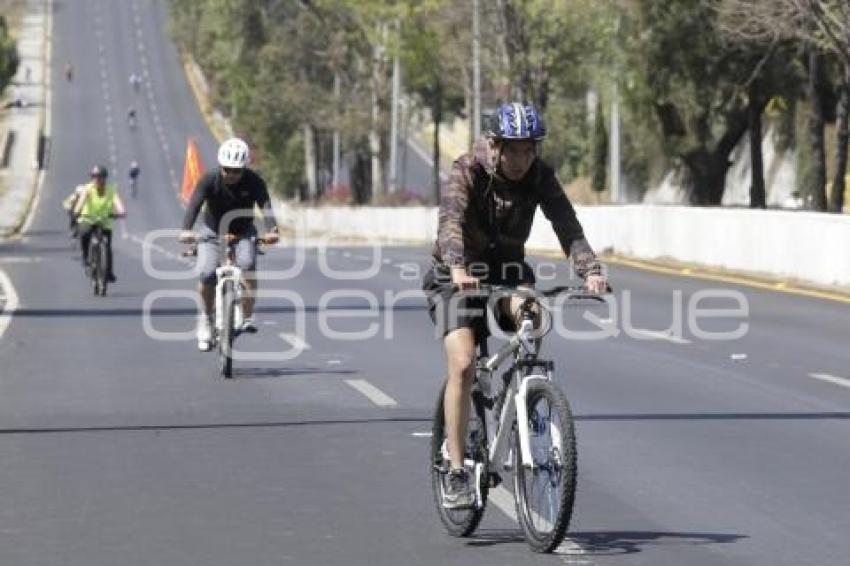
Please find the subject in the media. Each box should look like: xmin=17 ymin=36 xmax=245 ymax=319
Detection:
xmin=129 ymin=72 xmax=142 ymax=93
xmin=64 ymin=62 xmax=74 ymax=82
xmin=127 ymin=107 xmax=137 ymax=129
xmin=73 ymin=165 xmax=126 ymax=283
xmin=128 ymin=160 xmax=140 ymax=197
xmin=178 ymin=138 xmax=280 ymax=351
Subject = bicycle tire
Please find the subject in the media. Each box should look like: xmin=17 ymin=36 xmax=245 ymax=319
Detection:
xmin=430 ymin=381 xmax=489 ymax=537
xmin=513 ymin=380 xmax=577 ymax=553
xmin=218 ymin=280 xmax=235 ymax=378
xmin=88 ymin=239 xmax=100 ymax=295
xmin=97 ymin=238 xmax=109 ymax=296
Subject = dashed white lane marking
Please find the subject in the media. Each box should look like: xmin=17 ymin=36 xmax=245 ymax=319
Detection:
xmin=279 ymin=332 xmax=310 ymax=351
xmin=488 ymin=486 xmax=587 ymax=558
xmin=0 ymin=270 xmax=21 ymax=340
xmin=730 ymin=353 xmax=748 ymax=361
xmin=345 ymin=379 xmax=398 ymax=407
xmin=809 ymin=372 xmax=850 ymax=390
xmin=630 ymin=329 xmax=691 ymax=345
xmin=411 ymin=432 xmax=432 ymax=438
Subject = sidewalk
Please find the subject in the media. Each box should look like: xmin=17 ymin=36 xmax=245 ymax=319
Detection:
xmin=0 ymin=0 xmax=48 ymax=239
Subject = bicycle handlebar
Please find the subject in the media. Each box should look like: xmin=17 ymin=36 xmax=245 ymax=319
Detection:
xmin=180 ymin=234 xmax=272 ymax=257
xmin=452 ymin=283 xmax=610 ymax=301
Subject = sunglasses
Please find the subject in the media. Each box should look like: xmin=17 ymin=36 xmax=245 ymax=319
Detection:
xmin=222 ymin=167 xmax=244 ymax=175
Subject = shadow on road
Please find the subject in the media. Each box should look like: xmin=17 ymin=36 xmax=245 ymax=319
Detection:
xmin=466 ymin=529 xmax=746 ymax=556
xmin=568 ymin=530 xmax=747 ymax=555
xmin=236 ymin=366 xmax=357 ymax=379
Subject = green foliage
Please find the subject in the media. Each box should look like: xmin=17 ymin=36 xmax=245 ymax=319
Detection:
xmin=165 ymin=0 xmax=840 ymax=206
xmin=0 ymin=16 xmax=19 ymax=94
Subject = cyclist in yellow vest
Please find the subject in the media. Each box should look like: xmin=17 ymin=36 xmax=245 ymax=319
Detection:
xmin=73 ymin=165 xmax=126 ymax=282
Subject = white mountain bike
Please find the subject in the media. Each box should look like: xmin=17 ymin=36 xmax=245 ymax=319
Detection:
xmin=430 ymin=284 xmax=607 ymax=553
xmin=185 ymin=234 xmax=262 ymax=378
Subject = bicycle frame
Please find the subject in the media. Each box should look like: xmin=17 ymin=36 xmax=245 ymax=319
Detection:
xmin=213 ymin=240 xmax=244 ymax=335
xmin=466 ymin=317 xmax=552 ymax=505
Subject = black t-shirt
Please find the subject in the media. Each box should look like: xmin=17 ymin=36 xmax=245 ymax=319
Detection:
xmin=181 ymin=169 xmax=278 ymax=235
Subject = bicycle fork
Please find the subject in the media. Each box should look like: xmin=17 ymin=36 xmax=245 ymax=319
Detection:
xmin=489 ymin=374 xmax=550 ymax=472
xmin=213 ymin=271 xmax=242 ymax=334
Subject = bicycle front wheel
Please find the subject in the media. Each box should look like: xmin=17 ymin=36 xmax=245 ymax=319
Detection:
xmin=513 ymin=380 xmax=577 ymax=553
xmin=218 ymin=280 xmax=235 ymax=378
xmin=430 ymin=381 xmax=489 ymax=537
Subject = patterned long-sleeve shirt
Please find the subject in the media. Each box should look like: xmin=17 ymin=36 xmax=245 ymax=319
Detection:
xmin=431 ymin=139 xmax=602 ymax=278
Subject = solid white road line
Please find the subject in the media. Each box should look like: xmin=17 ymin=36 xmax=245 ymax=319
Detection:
xmin=345 ymin=379 xmax=398 ymax=407
xmin=809 ymin=372 xmax=850 ymax=390
xmin=630 ymin=328 xmax=691 ymax=345
xmin=0 ymin=270 xmax=20 ymax=340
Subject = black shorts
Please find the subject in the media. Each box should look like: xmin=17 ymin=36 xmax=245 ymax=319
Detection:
xmin=422 ymin=261 xmax=535 ymax=338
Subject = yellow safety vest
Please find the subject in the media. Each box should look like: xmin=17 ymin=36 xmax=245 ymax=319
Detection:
xmin=79 ymin=182 xmax=117 ymax=229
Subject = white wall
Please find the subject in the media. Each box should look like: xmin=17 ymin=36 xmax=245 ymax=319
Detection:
xmin=276 ymin=202 xmax=850 ymax=287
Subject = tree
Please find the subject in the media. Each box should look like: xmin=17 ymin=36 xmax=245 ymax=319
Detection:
xmin=0 ymin=16 xmax=18 ymax=94
xmin=402 ymin=1 xmax=465 ymax=203
xmin=718 ymin=0 xmax=850 ymax=211
xmin=628 ymin=0 xmax=792 ymax=205
xmin=591 ymin=97 xmax=608 ymax=197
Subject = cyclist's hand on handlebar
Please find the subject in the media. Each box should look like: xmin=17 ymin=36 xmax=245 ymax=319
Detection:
xmin=260 ymin=231 xmax=279 ymax=245
xmin=178 ymin=230 xmax=196 ymax=244
xmin=585 ymin=274 xmax=609 ymax=294
xmin=451 ymin=267 xmax=480 ymax=290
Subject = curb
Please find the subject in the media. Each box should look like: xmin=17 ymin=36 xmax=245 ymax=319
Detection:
xmin=0 ymin=0 xmax=49 ymax=240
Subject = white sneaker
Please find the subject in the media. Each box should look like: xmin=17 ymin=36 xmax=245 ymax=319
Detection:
xmin=197 ymin=315 xmax=213 ymax=351
xmin=240 ymin=316 xmax=257 ymax=334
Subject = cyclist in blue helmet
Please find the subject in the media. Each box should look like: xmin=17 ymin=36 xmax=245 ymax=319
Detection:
xmin=423 ymin=101 xmax=608 ymax=509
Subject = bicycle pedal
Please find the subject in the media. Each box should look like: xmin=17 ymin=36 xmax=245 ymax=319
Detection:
xmin=487 ymin=472 xmax=503 ymax=488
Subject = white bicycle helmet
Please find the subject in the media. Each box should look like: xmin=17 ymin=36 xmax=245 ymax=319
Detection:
xmin=217 ymin=138 xmax=250 ymax=168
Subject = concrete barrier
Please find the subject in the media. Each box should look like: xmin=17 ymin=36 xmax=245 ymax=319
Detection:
xmin=275 ymin=202 xmax=850 ymax=287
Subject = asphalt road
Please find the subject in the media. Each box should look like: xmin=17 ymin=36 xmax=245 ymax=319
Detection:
xmin=0 ymin=1 xmax=849 ymax=565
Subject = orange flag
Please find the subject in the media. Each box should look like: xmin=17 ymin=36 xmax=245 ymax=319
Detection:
xmin=180 ymin=138 xmax=205 ymax=204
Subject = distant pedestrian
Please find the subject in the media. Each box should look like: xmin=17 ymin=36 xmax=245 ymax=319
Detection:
xmin=64 ymin=62 xmax=73 ymax=82
xmin=24 ymin=66 xmax=32 ymax=83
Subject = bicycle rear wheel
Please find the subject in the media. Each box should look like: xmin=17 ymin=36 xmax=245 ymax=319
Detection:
xmin=430 ymin=381 xmax=489 ymax=537
xmin=513 ymin=380 xmax=577 ymax=553
xmin=218 ymin=280 xmax=235 ymax=378
xmin=88 ymin=239 xmax=101 ymax=295
xmin=97 ymin=239 xmax=109 ymax=296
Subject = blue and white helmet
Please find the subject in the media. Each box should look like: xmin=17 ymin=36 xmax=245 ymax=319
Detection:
xmin=487 ymin=102 xmax=546 ymax=141
xmin=217 ymin=137 xmax=250 ymax=168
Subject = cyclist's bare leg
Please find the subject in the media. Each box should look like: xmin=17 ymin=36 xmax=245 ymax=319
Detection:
xmin=199 ymin=282 xmax=214 ymax=317
xmin=443 ymin=327 xmax=476 ymax=471
xmin=242 ymin=276 xmax=257 ymax=318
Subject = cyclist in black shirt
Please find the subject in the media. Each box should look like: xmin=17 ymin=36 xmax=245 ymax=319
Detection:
xmin=179 ymin=138 xmax=280 ymax=351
